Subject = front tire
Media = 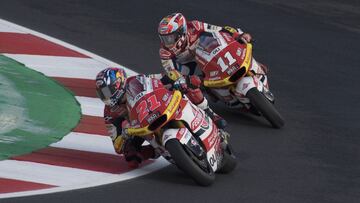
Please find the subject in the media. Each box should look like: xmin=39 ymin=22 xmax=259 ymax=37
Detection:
xmin=165 ymin=139 xmax=215 ymax=186
xmin=246 ymin=88 xmax=285 ymax=128
xmin=218 ymin=143 xmax=237 ymax=174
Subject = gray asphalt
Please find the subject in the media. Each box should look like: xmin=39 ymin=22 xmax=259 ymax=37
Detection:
xmin=1 ymin=0 xmax=360 ymax=202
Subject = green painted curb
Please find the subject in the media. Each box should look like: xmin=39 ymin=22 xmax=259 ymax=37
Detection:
xmin=0 ymin=55 xmax=81 ymax=160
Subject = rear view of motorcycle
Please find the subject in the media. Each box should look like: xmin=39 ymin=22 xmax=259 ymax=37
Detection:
xmin=124 ymin=75 xmax=237 ymax=186
xmin=196 ymin=31 xmax=284 ymax=128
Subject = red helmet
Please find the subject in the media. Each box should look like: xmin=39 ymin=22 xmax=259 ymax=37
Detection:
xmin=95 ymin=67 xmax=127 ymax=107
xmin=158 ymin=13 xmax=188 ymax=54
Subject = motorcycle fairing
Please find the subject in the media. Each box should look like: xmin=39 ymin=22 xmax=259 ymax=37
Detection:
xmin=173 ymin=101 xmax=223 ymax=171
xmin=195 ymin=31 xmax=253 ymax=88
xmin=234 ymin=58 xmax=270 ymax=97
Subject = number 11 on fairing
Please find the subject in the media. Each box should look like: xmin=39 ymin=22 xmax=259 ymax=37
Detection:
xmin=216 ymin=51 xmax=236 ymax=72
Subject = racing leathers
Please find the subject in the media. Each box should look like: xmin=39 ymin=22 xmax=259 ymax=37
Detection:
xmin=104 ymin=99 xmax=156 ymax=169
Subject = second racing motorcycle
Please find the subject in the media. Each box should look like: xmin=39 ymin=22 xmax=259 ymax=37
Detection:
xmin=124 ymin=75 xmax=237 ymax=186
xmin=195 ymin=31 xmax=285 ymax=128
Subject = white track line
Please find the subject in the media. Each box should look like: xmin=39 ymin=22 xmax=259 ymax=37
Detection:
xmin=50 ymin=132 xmax=116 ymax=155
xmin=75 ymin=96 xmax=104 ymax=117
xmin=0 ymin=160 xmax=119 ymax=186
xmin=3 ymin=54 xmax=110 ymax=80
xmin=0 ymin=23 xmax=26 ymax=33
xmin=0 ymin=158 xmax=168 ymax=199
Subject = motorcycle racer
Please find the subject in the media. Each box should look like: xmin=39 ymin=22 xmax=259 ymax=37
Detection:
xmin=95 ymin=67 xmax=157 ymax=168
xmin=95 ymin=67 xmax=226 ymax=168
xmin=158 ymin=12 xmax=255 ymax=75
xmin=158 ymin=13 xmax=268 ymax=118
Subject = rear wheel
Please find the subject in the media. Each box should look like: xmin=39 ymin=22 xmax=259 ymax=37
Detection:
xmin=165 ymin=139 xmax=215 ymax=186
xmin=246 ymin=88 xmax=285 ymax=128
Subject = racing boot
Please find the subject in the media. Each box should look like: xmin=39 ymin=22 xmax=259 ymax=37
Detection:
xmin=140 ymin=145 xmax=160 ymax=160
xmin=197 ymin=98 xmax=227 ymax=129
xmin=204 ymin=107 xmax=227 ymax=129
xmin=125 ymin=145 xmax=158 ymax=169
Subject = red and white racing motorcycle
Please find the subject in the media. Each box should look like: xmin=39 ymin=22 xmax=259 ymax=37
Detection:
xmin=124 ymin=75 xmax=236 ymax=186
xmin=195 ymin=31 xmax=284 ymax=128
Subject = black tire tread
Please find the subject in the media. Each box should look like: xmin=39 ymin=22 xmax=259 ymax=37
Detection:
xmin=165 ymin=139 xmax=215 ymax=186
xmin=247 ymin=88 xmax=285 ymax=128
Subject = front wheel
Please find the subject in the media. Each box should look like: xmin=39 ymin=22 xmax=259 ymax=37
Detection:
xmin=246 ymin=88 xmax=285 ymax=128
xmin=165 ymin=139 xmax=215 ymax=186
xmin=218 ymin=143 xmax=237 ymax=174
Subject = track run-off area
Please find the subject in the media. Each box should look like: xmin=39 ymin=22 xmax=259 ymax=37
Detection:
xmin=0 ymin=19 xmax=168 ymax=198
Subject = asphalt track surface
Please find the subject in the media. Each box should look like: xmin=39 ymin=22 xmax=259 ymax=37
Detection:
xmin=1 ymin=0 xmax=359 ymax=202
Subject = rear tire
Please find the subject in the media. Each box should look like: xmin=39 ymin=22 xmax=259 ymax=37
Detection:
xmin=246 ymin=88 xmax=284 ymax=128
xmin=165 ymin=139 xmax=215 ymax=186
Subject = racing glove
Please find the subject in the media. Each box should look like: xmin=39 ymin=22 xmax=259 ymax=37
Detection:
xmin=106 ymin=124 xmax=126 ymax=154
xmin=223 ymin=26 xmax=252 ymax=43
xmin=166 ymin=69 xmax=183 ymax=82
xmin=113 ymin=135 xmax=126 ymax=154
xmin=173 ymin=76 xmax=188 ymax=92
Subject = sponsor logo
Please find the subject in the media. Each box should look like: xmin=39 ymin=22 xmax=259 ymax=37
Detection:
xmin=210 ymin=71 xmax=219 ymax=77
xmin=191 ymin=110 xmax=203 ymax=130
xmin=134 ymin=92 xmax=144 ymax=103
xmin=147 ymin=112 xmax=160 ymax=123
xmin=201 ymin=115 xmax=210 ymax=130
xmin=209 ymin=153 xmax=216 ymax=166
xmin=226 ymin=65 xmax=239 ymax=75
xmin=176 ymin=128 xmax=186 ymax=139
xmin=236 ymin=48 xmax=242 ymax=56
xmin=212 ymin=47 xmax=221 ymax=55
xmin=209 ymin=76 xmax=221 ymax=81
xmin=163 ymin=133 xmax=171 ymax=142
xmin=242 ymin=82 xmax=250 ymax=90
xmin=162 ymin=93 xmax=170 ymax=102
xmin=166 ymin=94 xmax=180 ymax=113
xmin=241 ymin=48 xmax=247 ymax=60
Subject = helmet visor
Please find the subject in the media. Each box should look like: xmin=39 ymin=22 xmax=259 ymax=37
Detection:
xmin=159 ymin=31 xmax=182 ymax=47
xmin=96 ymin=86 xmax=114 ymax=105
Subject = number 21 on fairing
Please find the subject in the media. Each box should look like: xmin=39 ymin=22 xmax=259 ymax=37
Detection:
xmin=136 ymin=95 xmax=161 ymax=122
xmin=217 ymin=51 xmax=236 ymax=72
